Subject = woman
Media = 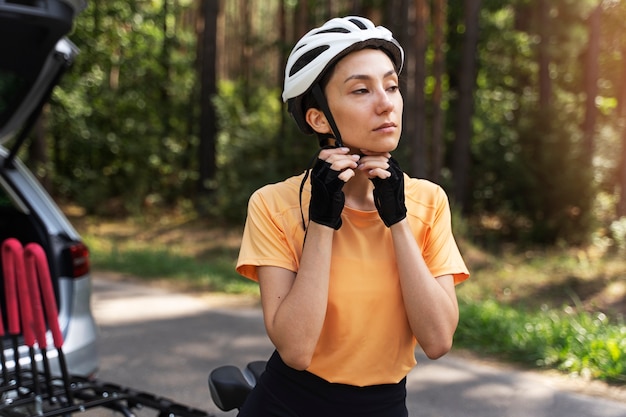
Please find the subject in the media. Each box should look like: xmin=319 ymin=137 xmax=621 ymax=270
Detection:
xmin=236 ymin=16 xmax=469 ymax=417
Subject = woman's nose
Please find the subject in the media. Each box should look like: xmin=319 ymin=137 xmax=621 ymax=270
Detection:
xmin=376 ymin=89 xmax=394 ymax=113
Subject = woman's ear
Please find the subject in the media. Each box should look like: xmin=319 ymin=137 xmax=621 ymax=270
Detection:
xmin=305 ymin=108 xmax=332 ymax=135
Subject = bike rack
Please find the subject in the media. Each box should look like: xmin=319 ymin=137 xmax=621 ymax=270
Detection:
xmin=1 ymin=238 xmax=212 ymax=417
xmin=0 ymin=370 xmax=211 ymax=417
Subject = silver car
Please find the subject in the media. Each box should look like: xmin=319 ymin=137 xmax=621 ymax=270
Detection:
xmin=0 ymin=0 xmax=98 ymax=378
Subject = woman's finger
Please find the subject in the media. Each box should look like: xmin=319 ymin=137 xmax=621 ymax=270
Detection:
xmin=323 ymin=152 xmax=360 ymax=171
xmin=365 ymin=167 xmax=392 ymax=180
xmin=358 ymin=156 xmax=389 ymax=172
xmin=319 ymin=147 xmax=350 ymax=161
xmin=338 ymin=168 xmax=356 ymax=182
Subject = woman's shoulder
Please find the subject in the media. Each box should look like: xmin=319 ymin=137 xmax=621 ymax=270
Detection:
xmin=249 ymin=172 xmax=307 ymax=209
xmin=402 ymin=176 xmax=453 ymax=229
xmin=403 ymin=175 xmax=450 ymax=209
xmin=404 ymin=175 xmax=446 ymax=196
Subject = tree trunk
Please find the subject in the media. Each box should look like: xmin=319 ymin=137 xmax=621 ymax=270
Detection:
xmin=452 ymin=0 xmax=481 ymax=211
xmin=386 ymin=0 xmax=410 ymax=48
xmin=617 ymin=47 xmax=626 ymax=217
xmin=241 ymin=0 xmax=251 ymax=104
xmin=431 ymin=0 xmax=446 ymax=183
xmin=295 ymin=0 xmax=308 ymax=39
xmin=538 ymin=0 xmax=551 ymax=108
xmin=278 ymin=0 xmax=286 ymax=87
xmin=160 ymin=0 xmax=172 ymax=160
xmin=197 ymin=0 xmax=219 ymax=200
xmin=408 ymin=0 xmax=429 ymax=179
xmin=582 ymin=4 xmax=600 ymax=164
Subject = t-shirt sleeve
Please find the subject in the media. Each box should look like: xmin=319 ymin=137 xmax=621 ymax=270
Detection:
xmin=236 ymin=188 xmax=299 ymax=282
xmin=423 ymin=187 xmax=469 ymax=285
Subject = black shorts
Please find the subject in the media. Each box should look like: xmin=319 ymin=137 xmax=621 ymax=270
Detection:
xmin=237 ymin=350 xmax=408 ymax=417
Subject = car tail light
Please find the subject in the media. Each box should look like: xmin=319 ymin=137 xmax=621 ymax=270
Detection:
xmin=69 ymin=242 xmax=90 ymax=278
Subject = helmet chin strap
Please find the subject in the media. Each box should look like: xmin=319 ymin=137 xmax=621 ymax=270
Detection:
xmin=312 ymin=83 xmax=343 ymax=148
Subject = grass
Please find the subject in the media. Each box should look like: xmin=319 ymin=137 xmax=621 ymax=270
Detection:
xmin=72 ymin=210 xmax=626 ymax=384
xmin=76 ymin=211 xmax=259 ymax=295
xmin=83 ymin=235 xmax=258 ymax=294
xmin=455 ymin=242 xmax=626 ymax=383
xmin=456 ymin=299 xmax=626 ymax=383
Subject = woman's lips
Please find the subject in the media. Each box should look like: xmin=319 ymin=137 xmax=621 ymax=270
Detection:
xmin=374 ymin=122 xmax=397 ymax=132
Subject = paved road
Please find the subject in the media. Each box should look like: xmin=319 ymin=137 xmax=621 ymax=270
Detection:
xmin=87 ymin=275 xmax=626 ymax=417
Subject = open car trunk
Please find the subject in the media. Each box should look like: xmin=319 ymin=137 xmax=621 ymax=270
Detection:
xmin=0 ymin=0 xmax=97 ymax=378
xmin=0 ymin=0 xmax=83 ymax=147
xmin=0 ymin=0 xmax=82 ymax=354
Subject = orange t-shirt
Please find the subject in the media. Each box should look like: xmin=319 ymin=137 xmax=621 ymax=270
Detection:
xmin=237 ymin=172 xmax=469 ymax=386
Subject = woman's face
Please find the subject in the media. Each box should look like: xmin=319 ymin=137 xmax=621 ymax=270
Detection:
xmin=311 ymin=48 xmax=403 ymax=153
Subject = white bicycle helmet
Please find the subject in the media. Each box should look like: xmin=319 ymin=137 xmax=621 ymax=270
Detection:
xmin=282 ymin=16 xmax=404 ymax=140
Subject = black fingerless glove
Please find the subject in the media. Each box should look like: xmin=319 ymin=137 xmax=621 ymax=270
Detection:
xmin=370 ymin=157 xmax=407 ymax=227
xmin=309 ymin=159 xmax=345 ymax=230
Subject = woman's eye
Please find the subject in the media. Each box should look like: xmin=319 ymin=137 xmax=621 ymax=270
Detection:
xmin=353 ymin=88 xmax=368 ymax=94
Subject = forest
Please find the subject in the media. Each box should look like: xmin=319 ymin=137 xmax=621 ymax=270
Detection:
xmin=23 ymin=0 xmax=626 ymax=250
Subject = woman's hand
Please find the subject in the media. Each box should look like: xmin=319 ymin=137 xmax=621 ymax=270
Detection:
xmin=356 ymin=149 xmax=392 ymax=180
xmin=309 ymin=148 xmax=360 ymax=229
xmin=318 ymin=147 xmax=361 ymax=181
xmin=357 ymin=149 xmax=406 ymax=227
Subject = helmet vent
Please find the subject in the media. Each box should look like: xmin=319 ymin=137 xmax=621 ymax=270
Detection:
xmin=289 ymin=45 xmax=330 ymax=76
xmin=348 ymin=18 xmax=368 ymax=29
xmin=315 ymin=27 xmax=350 ymax=35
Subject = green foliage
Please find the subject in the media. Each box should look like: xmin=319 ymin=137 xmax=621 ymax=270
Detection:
xmin=32 ymin=0 xmax=626 ymax=246
xmin=456 ymin=299 xmax=626 ymax=382
xmin=210 ymin=80 xmax=280 ymax=222
xmin=464 ymin=3 xmax=595 ymax=245
xmin=608 ymin=217 xmax=626 ymax=253
xmin=513 ymin=107 xmax=595 ymax=244
xmin=48 ymin=1 xmax=199 ymax=215
xmin=209 ymin=79 xmax=317 ymax=223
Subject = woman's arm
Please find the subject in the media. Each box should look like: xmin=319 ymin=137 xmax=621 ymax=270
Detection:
xmin=390 ymin=220 xmax=459 ymax=359
xmin=359 ymin=152 xmax=459 ymax=359
xmin=258 ymin=148 xmax=359 ymax=370
xmin=258 ymin=222 xmax=333 ymax=370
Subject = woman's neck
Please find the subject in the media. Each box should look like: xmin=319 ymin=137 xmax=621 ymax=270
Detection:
xmin=342 ymin=169 xmax=376 ymax=211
